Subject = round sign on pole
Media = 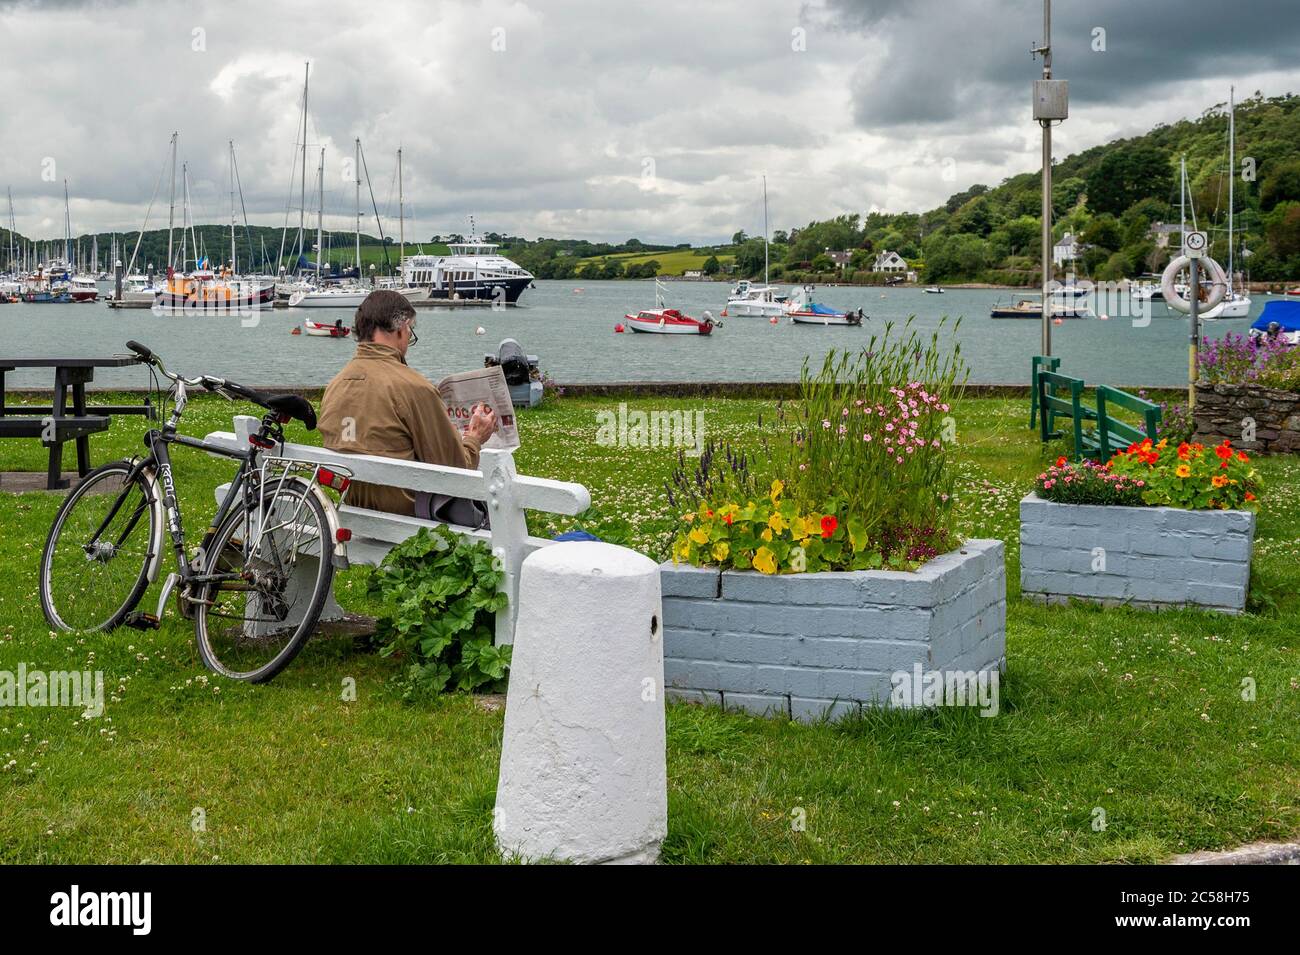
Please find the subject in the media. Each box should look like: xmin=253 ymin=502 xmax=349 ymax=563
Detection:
xmin=1184 ymin=230 xmax=1208 ymax=258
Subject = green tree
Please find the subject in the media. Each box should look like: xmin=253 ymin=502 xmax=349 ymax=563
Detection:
xmin=811 ymin=253 xmax=834 ymax=272
xmin=701 ymin=255 xmax=720 ymax=275
xmin=1003 ymin=215 xmax=1041 ymax=255
xmin=1261 ymin=160 xmax=1300 ymax=211
xmin=1085 ymin=145 xmax=1175 ymax=217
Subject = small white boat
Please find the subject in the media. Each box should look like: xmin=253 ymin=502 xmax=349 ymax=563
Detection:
xmin=1201 ymin=291 xmax=1253 ymax=320
xmin=785 ymin=285 xmax=864 ymax=325
xmin=723 ymin=279 xmax=785 ymax=317
xmin=303 ymin=318 xmax=351 ymax=338
xmin=923 ymin=286 xmax=944 ymax=294
xmin=288 ymin=285 xmax=369 ymax=308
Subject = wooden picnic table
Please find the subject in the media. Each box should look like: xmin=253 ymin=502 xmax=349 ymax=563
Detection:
xmin=0 ymin=356 xmax=152 ymax=489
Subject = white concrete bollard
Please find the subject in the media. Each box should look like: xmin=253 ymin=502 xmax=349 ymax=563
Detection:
xmin=493 ymin=541 xmax=667 ymax=864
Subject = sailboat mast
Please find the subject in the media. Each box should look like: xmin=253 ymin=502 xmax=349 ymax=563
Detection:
xmin=762 ymin=175 xmax=769 ymax=285
xmin=63 ymin=179 xmax=70 ymax=264
xmin=317 ymin=148 xmax=324 ymax=284
xmin=1227 ymin=86 xmax=1235 ymax=296
xmin=229 ymin=140 xmax=237 ymax=273
xmin=398 ymin=147 xmax=404 ymax=265
xmin=300 ymin=62 xmax=309 ymax=269
xmin=167 ymin=132 xmax=177 ymax=271
xmin=355 ymin=138 xmax=361 ymax=275
xmin=1180 ymin=155 xmax=1186 ymax=239
xmin=6 ymin=188 xmax=15 ymax=273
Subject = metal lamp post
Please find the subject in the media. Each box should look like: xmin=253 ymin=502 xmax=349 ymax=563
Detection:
xmin=1032 ymin=0 xmax=1067 ymax=356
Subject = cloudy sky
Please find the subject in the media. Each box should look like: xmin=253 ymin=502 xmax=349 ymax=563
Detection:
xmin=1 ymin=0 xmax=1297 ymax=246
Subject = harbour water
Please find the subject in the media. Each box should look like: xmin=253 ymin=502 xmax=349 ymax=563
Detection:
xmin=0 ymin=280 xmax=1271 ymax=390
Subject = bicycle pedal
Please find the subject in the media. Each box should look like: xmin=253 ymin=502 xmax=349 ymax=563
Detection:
xmin=123 ymin=611 xmax=161 ymax=631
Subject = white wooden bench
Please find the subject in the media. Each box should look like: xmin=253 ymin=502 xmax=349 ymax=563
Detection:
xmin=204 ymin=414 xmax=591 ymax=645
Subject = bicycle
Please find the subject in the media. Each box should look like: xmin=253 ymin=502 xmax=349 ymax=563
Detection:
xmin=38 ymin=340 xmax=352 ymax=683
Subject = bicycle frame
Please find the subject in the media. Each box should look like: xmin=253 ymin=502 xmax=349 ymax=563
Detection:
xmin=84 ymin=374 xmax=346 ymax=620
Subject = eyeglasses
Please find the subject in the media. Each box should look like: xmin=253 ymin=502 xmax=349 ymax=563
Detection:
xmin=404 ymin=319 xmax=418 ymax=346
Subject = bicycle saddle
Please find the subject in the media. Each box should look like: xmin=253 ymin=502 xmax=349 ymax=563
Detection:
xmin=219 ymin=381 xmax=318 ymax=431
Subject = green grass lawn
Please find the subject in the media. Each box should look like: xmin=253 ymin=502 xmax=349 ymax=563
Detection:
xmin=576 ymin=249 xmax=734 ymax=275
xmin=0 ymin=393 xmax=1297 ymax=863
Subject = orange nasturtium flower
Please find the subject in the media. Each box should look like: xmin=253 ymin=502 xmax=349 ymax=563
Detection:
xmin=1211 ymin=474 xmax=1228 ymax=488
xmin=1175 ymin=464 xmax=1192 ymax=479
xmin=1177 ymin=442 xmax=1192 ymax=460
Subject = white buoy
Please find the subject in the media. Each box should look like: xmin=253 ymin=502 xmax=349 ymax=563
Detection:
xmin=494 ymin=541 xmax=666 ymax=864
xmin=475 ymin=326 xmax=486 ymax=335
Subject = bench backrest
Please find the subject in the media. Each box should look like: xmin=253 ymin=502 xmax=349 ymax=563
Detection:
xmin=205 ymin=415 xmax=591 ymax=646
xmin=1029 ymin=354 xmax=1061 ymax=430
xmin=1095 ymin=385 xmax=1161 ymax=461
xmin=1037 ymin=371 xmax=1086 ymax=455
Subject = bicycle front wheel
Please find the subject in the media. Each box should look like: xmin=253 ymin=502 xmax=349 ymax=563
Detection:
xmin=193 ymin=479 xmax=334 ymax=683
xmin=40 ymin=459 xmax=158 ymax=632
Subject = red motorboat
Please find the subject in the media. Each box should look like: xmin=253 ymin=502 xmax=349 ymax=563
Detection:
xmin=623 ymin=280 xmax=716 ymax=335
xmin=624 ymin=308 xmax=714 ymax=335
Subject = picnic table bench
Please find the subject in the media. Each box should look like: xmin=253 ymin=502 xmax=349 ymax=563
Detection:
xmin=204 ymin=414 xmax=592 ymax=646
xmin=0 ymin=356 xmax=154 ymax=489
xmin=1034 ymin=358 xmax=1161 ymax=462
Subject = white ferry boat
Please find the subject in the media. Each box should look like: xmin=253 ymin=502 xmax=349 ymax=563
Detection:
xmin=398 ymin=235 xmax=533 ymax=303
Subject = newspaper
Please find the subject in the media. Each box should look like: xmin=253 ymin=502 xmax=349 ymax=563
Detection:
xmin=435 ymin=365 xmax=519 ymax=451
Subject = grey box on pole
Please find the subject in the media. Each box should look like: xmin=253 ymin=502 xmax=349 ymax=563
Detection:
xmin=1033 ymin=80 xmax=1068 ymax=120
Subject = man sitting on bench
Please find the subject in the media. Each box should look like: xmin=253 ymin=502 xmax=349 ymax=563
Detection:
xmin=318 ymin=290 xmax=497 ymax=518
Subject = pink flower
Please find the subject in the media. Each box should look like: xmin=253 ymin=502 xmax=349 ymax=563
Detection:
xmin=1044 ymin=479 xmax=1055 ymax=489
xmin=885 ymin=423 xmax=895 ymax=431
xmin=822 ymin=419 xmax=831 ymax=429
xmin=863 ymin=433 xmax=873 ymax=442
xmin=842 ymin=407 xmax=850 ymax=416
xmin=896 ymin=456 xmax=904 ymax=464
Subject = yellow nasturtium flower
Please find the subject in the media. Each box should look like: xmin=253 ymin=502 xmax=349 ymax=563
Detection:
xmin=752 ymin=546 xmax=777 ymax=575
xmin=760 ymin=527 xmax=773 ymax=542
xmin=711 ymin=541 xmax=730 ymax=562
xmin=767 ymin=511 xmax=788 ymax=534
xmin=791 ymin=515 xmax=814 ymax=541
xmin=789 ymin=545 xmax=807 ymax=573
xmin=688 ymin=525 xmax=710 ymax=545
xmin=673 ymin=539 xmax=691 ymax=561
xmin=769 ymin=479 xmax=784 ymax=503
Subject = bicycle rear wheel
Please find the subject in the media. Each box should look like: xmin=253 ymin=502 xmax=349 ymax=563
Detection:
xmin=40 ymin=460 xmax=158 ymax=632
xmin=193 ymin=479 xmax=334 ymax=683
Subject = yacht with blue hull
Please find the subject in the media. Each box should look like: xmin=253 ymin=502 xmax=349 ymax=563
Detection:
xmin=399 ymin=237 xmax=533 ymax=303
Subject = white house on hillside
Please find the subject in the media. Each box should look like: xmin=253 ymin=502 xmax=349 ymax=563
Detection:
xmin=872 ymin=250 xmax=908 ymax=272
xmin=1052 ymin=233 xmax=1083 ymax=267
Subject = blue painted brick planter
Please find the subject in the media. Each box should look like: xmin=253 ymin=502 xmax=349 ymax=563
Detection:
xmin=659 ymin=540 xmax=1006 ymax=723
xmin=1019 ymin=493 xmax=1255 ymax=613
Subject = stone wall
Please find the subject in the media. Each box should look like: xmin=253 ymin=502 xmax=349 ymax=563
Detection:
xmin=1019 ymin=493 xmax=1254 ymax=614
xmin=658 ymin=540 xmax=1006 ymax=723
xmin=1193 ymin=382 xmax=1300 ymax=454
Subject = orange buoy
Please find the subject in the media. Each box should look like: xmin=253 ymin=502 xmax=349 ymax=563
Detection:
xmin=769 ymin=316 xmax=778 ymax=325
xmin=1052 ymin=317 xmax=1064 ymax=326
xmin=291 ymin=326 xmax=302 ymax=335
xmin=614 ymin=323 xmax=625 ymax=333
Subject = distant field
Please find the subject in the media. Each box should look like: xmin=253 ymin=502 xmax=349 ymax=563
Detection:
xmin=577 ymin=249 xmax=735 ymax=275
xmin=277 ymin=242 xmax=450 ymax=272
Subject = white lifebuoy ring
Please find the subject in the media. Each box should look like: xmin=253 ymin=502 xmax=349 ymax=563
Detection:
xmin=1161 ymin=255 xmax=1227 ymax=314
